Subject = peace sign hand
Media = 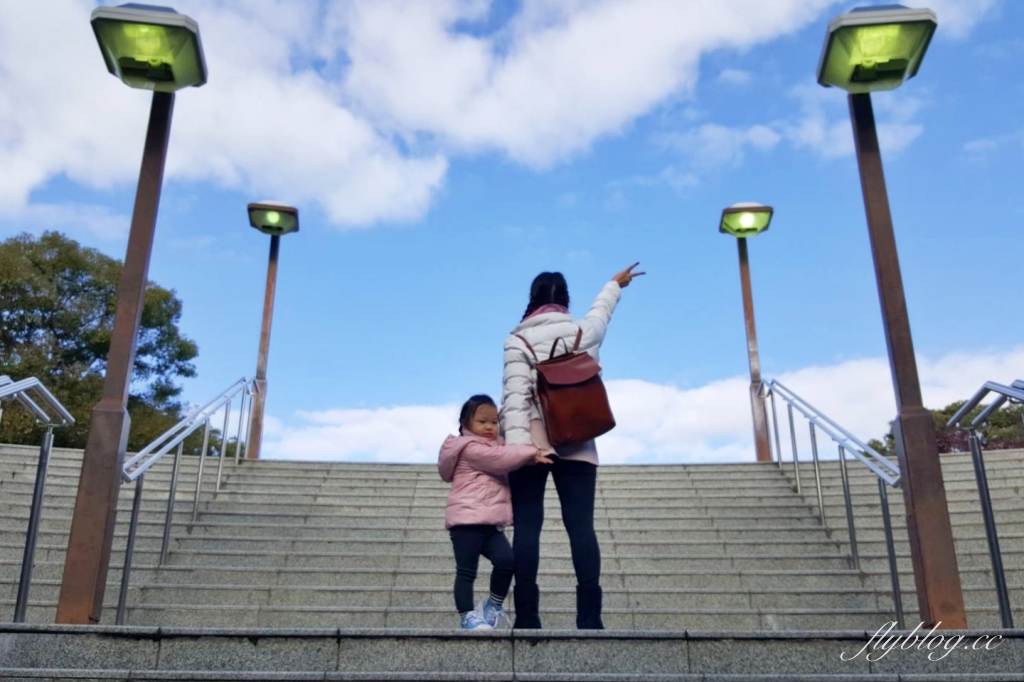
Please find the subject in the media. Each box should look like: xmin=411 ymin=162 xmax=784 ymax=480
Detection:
xmin=612 ymin=262 xmax=646 ymax=288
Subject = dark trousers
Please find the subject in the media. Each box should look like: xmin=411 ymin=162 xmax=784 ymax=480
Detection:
xmin=509 ymin=457 xmax=602 ymax=627
xmin=449 ymin=524 xmax=514 ymax=614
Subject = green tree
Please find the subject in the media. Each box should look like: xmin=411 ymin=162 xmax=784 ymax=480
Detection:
xmin=870 ymin=401 xmax=1024 ymax=456
xmin=0 ymin=231 xmax=199 ymax=451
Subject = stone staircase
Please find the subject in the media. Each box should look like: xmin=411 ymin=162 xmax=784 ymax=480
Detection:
xmin=779 ymin=447 xmax=1024 ymax=628
xmin=2 ymin=442 xmax=1023 ymax=680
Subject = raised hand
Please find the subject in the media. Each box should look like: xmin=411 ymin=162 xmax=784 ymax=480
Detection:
xmin=612 ymin=262 xmax=646 ymax=288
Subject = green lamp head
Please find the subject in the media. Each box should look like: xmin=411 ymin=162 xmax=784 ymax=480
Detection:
xmin=719 ymin=203 xmax=773 ymax=238
xmin=248 ymin=201 xmax=300 ymax=236
xmin=817 ymin=5 xmax=937 ymax=94
xmin=91 ymin=3 xmax=207 ymax=92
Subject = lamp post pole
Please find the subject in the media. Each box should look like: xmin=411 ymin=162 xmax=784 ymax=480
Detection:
xmin=736 ymin=237 xmax=772 ymax=463
xmin=849 ymin=91 xmax=966 ymax=628
xmin=247 ymin=235 xmax=281 ymax=460
xmin=56 ymin=91 xmax=175 ymax=624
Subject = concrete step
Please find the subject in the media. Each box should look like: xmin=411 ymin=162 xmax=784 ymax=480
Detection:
xmin=4 ymin=623 xmax=1024 ymax=680
xmin=12 ymin=563 xmax=1015 ymax=592
xmin=0 ymin=600 xmax=900 ymax=630
xmin=5 ymin=445 xmax=1023 ymax=641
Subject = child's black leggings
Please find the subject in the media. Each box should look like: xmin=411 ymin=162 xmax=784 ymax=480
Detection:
xmin=449 ymin=524 xmax=514 ymax=613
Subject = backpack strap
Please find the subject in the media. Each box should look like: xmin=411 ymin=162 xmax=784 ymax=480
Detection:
xmin=519 ymin=328 xmax=583 ymax=361
xmin=514 ymin=334 xmax=538 ymax=362
xmin=549 ymin=337 xmax=569 ymax=358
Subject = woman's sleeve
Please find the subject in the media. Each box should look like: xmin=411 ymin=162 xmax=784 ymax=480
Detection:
xmin=578 ymin=280 xmax=622 ymax=351
xmin=461 ymin=441 xmax=536 ymax=476
xmin=501 ymin=337 xmax=534 ymax=446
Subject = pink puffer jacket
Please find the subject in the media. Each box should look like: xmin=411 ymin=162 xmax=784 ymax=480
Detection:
xmin=438 ymin=434 xmax=537 ymax=529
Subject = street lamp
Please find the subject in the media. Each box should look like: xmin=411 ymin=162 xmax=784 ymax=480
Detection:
xmin=818 ymin=5 xmax=966 ymax=629
xmin=720 ymin=203 xmax=774 ymax=463
xmin=246 ymin=202 xmax=300 ymax=460
xmin=57 ymin=3 xmax=206 ymax=625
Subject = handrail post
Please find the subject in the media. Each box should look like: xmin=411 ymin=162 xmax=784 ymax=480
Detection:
xmin=14 ymin=425 xmax=54 ymax=622
xmin=116 ymin=474 xmax=145 ymax=625
xmin=215 ymin=401 xmax=232 ymax=492
xmin=809 ymin=423 xmax=826 ymax=526
xmin=878 ymin=479 xmax=904 ymax=630
xmin=234 ymin=389 xmax=248 ymax=465
xmin=787 ymin=404 xmax=802 ymax=494
xmin=191 ymin=419 xmax=212 ymax=527
xmin=969 ymin=429 xmax=1013 ymax=628
xmin=769 ymin=389 xmax=783 ymax=469
xmin=159 ymin=442 xmax=184 ymax=566
xmin=838 ymin=445 xmax=860 ymax=570
xmin=240 ymin=387 xmax=254 ymax=465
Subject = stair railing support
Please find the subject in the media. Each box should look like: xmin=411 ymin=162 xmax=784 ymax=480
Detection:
xmin=809 ymin=423 xmax=826 ymax=526
xmin=115 ymin=474 xmax=145 ymax=625
xmin=191 ymin=419 xmax=212 ymax=527
xmin=787 ymin=404 xmax=802 ymax=494
xmin=159 ymin=442 xmax=184 ymax=566
xmin=878 ymin=478 xmax=904 ymax=630
xmin=14 ymin=425 xmax=55 ymax=622
xmin=837 ymin=445 xmax=860 ymax=569
xmin=769 ymin=389 xmax=783 ymax=469
xmin=234 ymin=388 xmax=248 ymax=465
xmin=968 ymin=429 xmax=1013 ymax=628
xmin=215 ymin=399 xmax=232 ymax=492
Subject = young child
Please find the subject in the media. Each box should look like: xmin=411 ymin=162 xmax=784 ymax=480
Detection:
xmin=438 ymin=394 xmax=552 ymax=629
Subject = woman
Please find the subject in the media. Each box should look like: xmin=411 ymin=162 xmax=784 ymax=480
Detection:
xmin=500 ymin=263 xmax=644 ymax=629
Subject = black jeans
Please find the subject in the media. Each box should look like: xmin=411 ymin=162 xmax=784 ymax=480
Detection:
xmin=509 ymin=458 xmax=600 ymax=590
xmin=449 ymin=524 xmax=514 ymax=614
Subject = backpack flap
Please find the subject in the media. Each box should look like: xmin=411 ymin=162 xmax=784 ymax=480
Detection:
xmin=536 ymin=353 xmax=601 ymax=386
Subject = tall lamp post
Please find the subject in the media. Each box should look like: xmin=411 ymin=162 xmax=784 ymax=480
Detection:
xmin=818 ymin=5 xmax=966 ymax=628
xmin=57 ymin=3 xmax=207 ymax=625
xmin=245 ymin=202 xmax=299 ymax=460
xmin=720 ymin=203 xmax=774 ymax=463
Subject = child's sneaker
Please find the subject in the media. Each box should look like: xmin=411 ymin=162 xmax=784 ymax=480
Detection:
xmin=477 ymin=597 xmax=509 ymax=629
xmin=460 ymin=611 xmax=493 ymax=630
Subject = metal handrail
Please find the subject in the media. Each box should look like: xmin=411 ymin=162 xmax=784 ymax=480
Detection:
xmin=114 ymin=377 xmax=253 ymax=624
xmin=766 ymin=381 xmax=900 ymax=486
xmin=122 ymin=377 xmax=250 ymax=481
xmin=0 ymin=376 xmax=75 ymax=427
xmin=946 ymin=379 xmax=1024 ymax=629
xmin=763 ymin=379 xmax=904 ymax=629
xmin=0 ymin=376 xmax=75 ymax=623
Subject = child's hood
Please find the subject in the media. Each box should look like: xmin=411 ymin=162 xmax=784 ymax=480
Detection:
xmin=437 ymin=434 xmax=496 ymax=483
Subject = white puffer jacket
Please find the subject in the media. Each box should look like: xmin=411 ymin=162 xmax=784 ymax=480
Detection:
xmin=500 ymin=280 xmax=621 ymax=465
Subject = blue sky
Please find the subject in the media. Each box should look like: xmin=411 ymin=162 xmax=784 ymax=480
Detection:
xmin=1 ymin=0 xmax=1021 ymax=463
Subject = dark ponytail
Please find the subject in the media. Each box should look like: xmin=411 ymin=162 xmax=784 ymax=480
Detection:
xmin=522 ymin=272 xmax=570 ymax=320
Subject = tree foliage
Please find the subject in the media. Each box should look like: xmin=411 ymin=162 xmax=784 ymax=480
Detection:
xmin=869 ymin=400 xmax=1024 ymax=456
xmin=0 ymin=231 xmax=200 ymax=451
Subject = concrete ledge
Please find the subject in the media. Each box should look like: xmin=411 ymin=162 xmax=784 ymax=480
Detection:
xmin=3 ymin=624 xmax=1024 ymax=678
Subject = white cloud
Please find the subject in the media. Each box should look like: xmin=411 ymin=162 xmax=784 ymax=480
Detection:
xmin=783 ymin=84 xmax=924 ymax=159
xmin=337 ymin=0 xmax=841 ymax=168
xmin=718 ymin=69 xmax=752 ymax=86
xmin=661 ymin=123 xmax=781 ymax=168
xmin=611 ymin=166 xmax=700 ymax=192
xmin=907 ymin=0 xmax=1000 ymax=40
xmin=261 ymin=347 xmax=1024 ymax=464
xmin=0 ymin=0 xmax=998 ymax=229
xmin=964 ymin=130 xmax=1024 ymax=155
xmin=0 ymin=0 xmax=445 ymax=229
xmin=0 ymin=202 xmax=130 ymax=241
xmin=652 ymin=85 xmax=926 ymax=179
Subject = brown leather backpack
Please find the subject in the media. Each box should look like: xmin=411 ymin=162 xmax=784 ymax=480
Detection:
xmin=514 ymin=328 xmax=616 ymax=447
